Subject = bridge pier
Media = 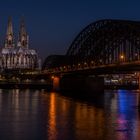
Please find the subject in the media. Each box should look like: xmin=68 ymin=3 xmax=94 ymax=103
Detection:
xmin=52 ymin=76 xmax=60 ymax=91
xmin=52 ymin=75 xmax=104 ymax=96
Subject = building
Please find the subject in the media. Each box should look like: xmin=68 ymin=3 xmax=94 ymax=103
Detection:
xmin=0 ymin=17 xmax=41 ymax=70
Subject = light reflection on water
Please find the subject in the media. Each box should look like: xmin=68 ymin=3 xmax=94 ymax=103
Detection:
xmin=0 ymin=89 xmax=139 ymax=140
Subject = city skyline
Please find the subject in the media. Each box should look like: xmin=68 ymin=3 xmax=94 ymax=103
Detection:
xmin=0 ymin=0 xmax=140 ymax=61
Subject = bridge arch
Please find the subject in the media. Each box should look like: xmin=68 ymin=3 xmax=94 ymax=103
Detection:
xmin=66 ymin=19 xmax=140 ymax=65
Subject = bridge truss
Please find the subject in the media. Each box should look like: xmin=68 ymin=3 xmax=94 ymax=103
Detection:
xmin=67 ymin=19 xmax=140 ymax=65
xmin=43 ymin=19 xmax=140 ymax=74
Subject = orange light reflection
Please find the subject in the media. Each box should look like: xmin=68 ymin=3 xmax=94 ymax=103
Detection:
xmin=48 ymin=93 xmax=57 ymax=140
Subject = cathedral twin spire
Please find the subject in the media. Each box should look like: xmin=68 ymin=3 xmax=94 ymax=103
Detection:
xmin=5 ymin=17 xmax=29 ymax=48
xmin=5 ymin=17 xmax=14 ymax=48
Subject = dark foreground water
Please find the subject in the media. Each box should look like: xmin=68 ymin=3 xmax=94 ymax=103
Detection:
xmin=0 ymin=89 xmax=140 ymax=140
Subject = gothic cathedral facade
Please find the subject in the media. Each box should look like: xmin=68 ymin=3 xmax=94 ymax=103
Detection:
xmin=0 ymin=17 xmax=41 ymax=70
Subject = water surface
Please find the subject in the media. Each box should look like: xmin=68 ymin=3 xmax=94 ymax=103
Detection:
xmin=0 ymin=89 xmax=139 ymax=140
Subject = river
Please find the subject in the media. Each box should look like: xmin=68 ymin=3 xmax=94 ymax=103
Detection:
xmin=0 ymin=89 xmax=139 ymax=140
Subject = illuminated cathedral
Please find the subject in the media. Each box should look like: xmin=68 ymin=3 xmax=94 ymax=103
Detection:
xmin=0 ymin=17 xmax=41 ymax=70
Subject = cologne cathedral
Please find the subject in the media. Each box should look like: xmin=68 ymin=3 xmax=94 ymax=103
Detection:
xmin=0 ymin=17 xmax=40 ymax=70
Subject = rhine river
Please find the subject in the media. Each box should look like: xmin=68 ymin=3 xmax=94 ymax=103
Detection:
xmin=0 ymin=89 xmax=140 ymax=140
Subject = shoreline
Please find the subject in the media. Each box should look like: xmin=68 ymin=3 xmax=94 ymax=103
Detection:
xmin=0 ymin=82 xmax=138 ymax=91
xmin=0 ymin=82 xmax=53 ymax=90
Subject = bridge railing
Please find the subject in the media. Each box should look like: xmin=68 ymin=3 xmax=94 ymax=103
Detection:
xmin=43 ymin=59 xmax=140 ymax=74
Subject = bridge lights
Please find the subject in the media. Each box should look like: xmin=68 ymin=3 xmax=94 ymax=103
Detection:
xmin=51 ymin=75 xmax=54 ymax=79
xmin=63 ymin=66 xmax=68 ymax=71
xmin=60 ymin=67 xmax=63 ymax=71
xmin=77 ymin=63 xmax=81 ymax=69
xmin=99 ymin=59 xmax=102 ymax=63
xmin=84 ymin=62 xmax=88 ymax=69
xmin=90 ymin=61 xmax=94 ymax=67
xmin=135 ymin=53 xmax=138 ymax=60
xmin=67 ymin=65 xmax=71 ymax=69
xmin=72 ymin=64 xmax=75 ymax=70
xmin=78 ymin=63 xmax=81 ymax=68
xmin=120 ymin=55 xmax=124 ymax=61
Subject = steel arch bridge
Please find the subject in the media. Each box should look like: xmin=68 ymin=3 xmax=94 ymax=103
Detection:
xmin=67 ymin=19 xmax=140 ymax=65
xmin=43 ymin=19 xmax=140 ymax=74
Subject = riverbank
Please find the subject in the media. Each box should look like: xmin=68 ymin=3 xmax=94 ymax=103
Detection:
xmin=104 ymin=84 xmax=139 ymax=90
xmin=0 ymin=82 xmax=53 ymax=90
xmin=0 ymin=81 xmax=138 ymax=91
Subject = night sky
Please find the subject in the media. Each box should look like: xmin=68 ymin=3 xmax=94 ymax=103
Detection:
xmin=0 ymin=0 xmax=140 ymax=62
